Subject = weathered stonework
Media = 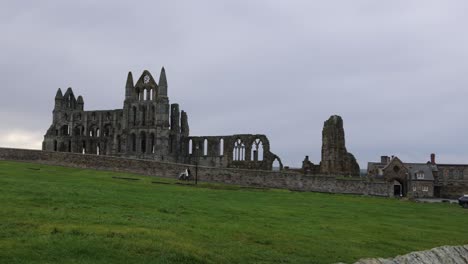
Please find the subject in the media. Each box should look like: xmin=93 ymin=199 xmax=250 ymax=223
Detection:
xmin=42 ymin=69 xmax=280 ymax=170
xmin=0 ymin=147 xmax=390 ymax=196
xmin=320 ymin=115 xmax=360 ymax=176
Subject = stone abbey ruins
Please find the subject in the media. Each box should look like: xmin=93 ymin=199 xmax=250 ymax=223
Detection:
xmin=21 ymin=67 xmax=464 ymax=199
xmin=42 ymin=68 xmax=359 ymax=176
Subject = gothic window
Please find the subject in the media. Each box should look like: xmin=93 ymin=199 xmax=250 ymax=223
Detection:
xmin=96 ymin=128 xmax=100 ymax=137
xmin=188 ymin=139 xmax=193 ymax=155
xmin=150 ymin=89 xmax=153 ymax=100
xmin=143 ymin=89 xmax=147 ymax=101
xmin=140 ymin=131 xmax=147 ymax=153
xmin=53 ymin=140 xmax=57 ymax=151
xmin=106 ymin=112 xmax=111 ymax=121
xmin=203 ymin=139 xmax=208 ymax=156
xmin=141 ymin=106 xmax=146 ymax=126
xmin=150 ymin=133 xmax=155 ymax=154
xmin=68 ymin=140 xmax=71 ymax=152
xmin=82 ymin=141 xmax=86 ymax=154
xmin=233 ymin=139 xmax=245 ymax=161
xmin=272 ymin=158 xmax=280 ymax=171
xmin=132 ymin=106 xmax=137 ymax=126
xmin=117 ymin=135 xmax=121 ymax=153
xmin=219 ymin=138 xmax=224 ymax=156
xmin=131 ymin=134 xmax=136 ymax=152
xmin=97 ymin=144 xmax=100 ymax=155
xmin=251 ymin=138 xmax=264 ymax=161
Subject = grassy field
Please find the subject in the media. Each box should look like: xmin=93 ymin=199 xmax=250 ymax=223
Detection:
xmin=0 ymin=160 xmax=467 ymax=264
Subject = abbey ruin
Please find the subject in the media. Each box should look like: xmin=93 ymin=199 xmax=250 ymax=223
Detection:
xmin=38 ymin=68 xmax=467 ymax=198
xmin=42 ymin=69 xmax=283 ymax=170
xmin=42 ymin=68 xmax=360 ymax=176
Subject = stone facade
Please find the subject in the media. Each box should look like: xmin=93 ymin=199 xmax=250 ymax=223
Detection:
xmin=368 ymin=154 xmax=468 ymax=198
xmin=42 ymin=69 xmax=280 ymax=170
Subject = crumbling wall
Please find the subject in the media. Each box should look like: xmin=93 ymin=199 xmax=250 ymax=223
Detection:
xmin=320 ymin=115 xmax=360 ymax=176
xmin=0 ymin=147 xmax=389 ymax=196
xmin=183 ymin=134 xmax=282 ymax=171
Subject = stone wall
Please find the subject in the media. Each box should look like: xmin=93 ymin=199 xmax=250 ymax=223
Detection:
xmin=0 ymin=147 xmax=390 ymax=196
xmin=350 ymin=244 xmax=468 ymax=264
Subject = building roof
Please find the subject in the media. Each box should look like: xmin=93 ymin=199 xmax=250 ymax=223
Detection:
xmin=406 ymin=163 xmax=435 ymax=181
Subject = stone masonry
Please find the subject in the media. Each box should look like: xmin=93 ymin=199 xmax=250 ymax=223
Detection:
xmin=320 ymin=115 xmax=360 ymax=176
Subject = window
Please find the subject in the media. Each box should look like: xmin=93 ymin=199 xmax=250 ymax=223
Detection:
xmin=233 ymin=139 xmax=245 ymax=161
xmin=393 ymin=166 xmax=400 ymax=173
xmin=422 ymin=186 xmax=429 ymax=192
xmin=416 ymin=171 xmax=425 ymax=179
xmin=378 ymin=168 xmax=383 ymax=176
xmin=412 ymin=186 xmax=417 ymax=192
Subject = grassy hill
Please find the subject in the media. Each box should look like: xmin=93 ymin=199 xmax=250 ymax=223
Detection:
xmin=0 ymin=160 xmax=467 ymax=264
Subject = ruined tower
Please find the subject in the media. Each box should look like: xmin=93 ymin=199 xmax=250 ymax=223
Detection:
xmin=320 ymin=115 xmax=360 ymax=176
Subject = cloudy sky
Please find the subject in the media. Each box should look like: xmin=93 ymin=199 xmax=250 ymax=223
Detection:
xmin=1 ymin=1 xmax=468 ymax=167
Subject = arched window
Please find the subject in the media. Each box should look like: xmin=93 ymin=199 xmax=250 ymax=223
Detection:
xmin=150 ymin=133 xmax=155 ymax=153
xmin=132 ymin=106 xmax=137 ymax=125
xmin=96 ymin=128 xmax=100 ymax=137
xmin=96 ymin=144 xmax=100 ymax=155
xmin=233 ymin=139 xmax=245 ymax=161
xmin=117 ymin=135 xmax=121 ymax=153
xmin=68 ymin=140 xmax=71 ymax=152
xmin=131 ymin=134 xmax=136 ymax=152
xmin=53 ymin=140 xmax=58 ymax=151
xmin=203 ymin=139 xmax=208 ymax=156
xmin=140 ymin=131 xmax=147 ymax=153
xmin=150 ymin=89 xmax=153 ymax=100
xmin=141 ymin=106 xmax=146 ymax=126
xmin=82 ymin=141 xmax=86 ymax=154
xmin=251 ymin=138 xmax=264 ymax=161
xmin=188 ymin=139 xmax=193 ymax=155
xmin=272 ymin=158 xmax=280 ymax=171
xmin=143 ymin=88 xmax=147 ymax=101
xmin=219 ymin=138 xmax=224 ymax=156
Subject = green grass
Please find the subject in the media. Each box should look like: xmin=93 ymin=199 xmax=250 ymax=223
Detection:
xmin=0 ymin=160 xmax=467 ymax=264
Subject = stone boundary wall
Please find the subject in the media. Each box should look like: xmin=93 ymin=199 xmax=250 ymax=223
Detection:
xmin=0 ymin=147 xmax=390 ymax=196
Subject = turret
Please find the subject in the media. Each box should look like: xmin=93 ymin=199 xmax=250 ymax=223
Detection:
xmin=125 ymin=71 xmax=134 ymax=99
xmin=54 ymin=88 xmax=63 ymax=109
xmin=158 ymin=67 xmax=167 ymax=97
xmin=77 ymin=96 xmax=84 ymax=110
xmin=63 ymin=87 xmax=76 ymax=109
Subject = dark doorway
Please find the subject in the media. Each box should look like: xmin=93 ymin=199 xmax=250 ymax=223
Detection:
xmin=393 ymin=180 xmax=405 ymax=197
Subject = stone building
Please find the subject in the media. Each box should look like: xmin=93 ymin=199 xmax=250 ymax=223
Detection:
xmin=300 ymin=115 xmax=360 ymax=176
xmin=368 ymin=154 xmax=468 ymax=198
xmin=43 ymin=68 xmax=281 ymax=170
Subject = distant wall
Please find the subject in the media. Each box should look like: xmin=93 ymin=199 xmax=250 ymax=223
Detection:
xmin=0 ymin=147 xmax=390 ymax=196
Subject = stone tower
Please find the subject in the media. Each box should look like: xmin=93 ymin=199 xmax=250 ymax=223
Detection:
xmin=320 ymin=115 xmax=360 ymax=176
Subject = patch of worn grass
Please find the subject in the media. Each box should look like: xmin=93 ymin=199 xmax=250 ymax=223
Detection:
xmin=0 ymin=160 xmax=467 ymax=264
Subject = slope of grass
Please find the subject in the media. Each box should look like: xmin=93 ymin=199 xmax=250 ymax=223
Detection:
xmin=0 ymin=160 xmax=467 ymax=264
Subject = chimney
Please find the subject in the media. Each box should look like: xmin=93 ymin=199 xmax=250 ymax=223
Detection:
xmin=431 ymin=153 xmax=436 ymax=165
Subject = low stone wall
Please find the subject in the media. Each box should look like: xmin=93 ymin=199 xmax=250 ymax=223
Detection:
xmin=0 ymin=147 xmax=390 ymax=196
xmin=350 ymin=244 xmax=468 ymax=264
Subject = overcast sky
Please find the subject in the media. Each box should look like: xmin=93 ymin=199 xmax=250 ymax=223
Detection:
xmin=1 ymin=1 xmax=468 ymax=168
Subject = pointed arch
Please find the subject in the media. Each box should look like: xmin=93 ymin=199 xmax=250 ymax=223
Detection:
xmin=203 ymin=139 xmax=208 ymax=156
xmin=140 ymin=131 xmax=147 ymax=153
xmin=233 ymin=139 xmax=245 ymax=161
xmin=188 ymin=139 xmax=193 ymax=155
xmin=219 ymin=138 xmax=224 ymax=156
xmin=251 ymin=138 xmax=264 ymax=161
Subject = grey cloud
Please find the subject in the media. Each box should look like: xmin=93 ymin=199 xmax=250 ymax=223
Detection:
xmin=1 ymin=1 xmax=468 ymax=167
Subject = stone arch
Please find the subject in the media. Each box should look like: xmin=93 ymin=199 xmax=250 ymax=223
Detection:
xmin=233 ymin=138 xmax=245 ymax=161
xmin=251 ymin=138 xmax=264 ymax=161
xmin=271 ymin=155 xmax=283 ymax=171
